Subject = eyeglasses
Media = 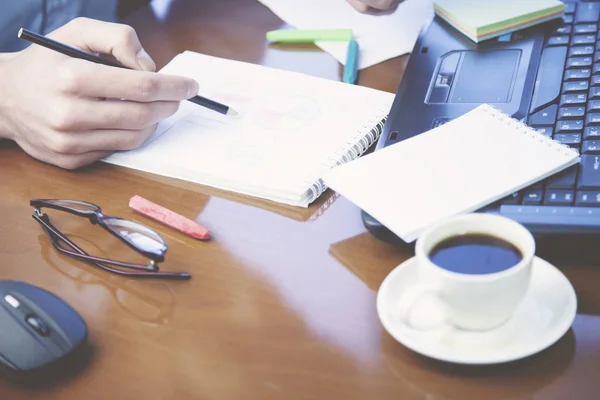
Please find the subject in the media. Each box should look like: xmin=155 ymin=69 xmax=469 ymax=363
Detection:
xmin=30 ymin=199 xmax=191 ymax=280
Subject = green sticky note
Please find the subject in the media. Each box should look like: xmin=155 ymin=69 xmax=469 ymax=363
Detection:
xmin=434 ymin=0 xmax=564 ymax=42
xmin=266 ymin=29 xmax=353 ymax=43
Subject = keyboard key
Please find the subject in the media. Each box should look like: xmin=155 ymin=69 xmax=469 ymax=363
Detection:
xmin=546 ymin=165 xmax=578 ymax=189
xmin=531 ymin=46 xmax=567 ymax=111
xmin=574 ymin=23 xmax=598 ymax=34
xmin=576 ymin=190 xmax=600 ymax=206
xmin=593 ymin=64 xmax=600 ymax=75
xmin=577 ymin=154 xmax=600 ymax=189
xmin=567 ymin=56 xmax=593 ymax=68
xmin=554 ymin=133 xmax=582 ymax=144
xmin=572 ymin=35 xmax=597 ymax=45
xmin=500 ymin=204 xmax=579 ymax=216
xmin=501 ymin=192 xmax=521 ymax=205
xmin=565 ymin=3 xmax=576 ymax=14
xmin=547 ymin=36 xmax=569 ymax=46
xmin=590 ymin=87 xmax=600 ymax=99
xmin=575 ymin=3 xmax=600 ymax=23
xmin=583 ymin=140 xmax=600 ymax=153
xmin=587 ymin=113 xmax=600 ymax=125
xmin=560 ymin=93 xmax=587 ymax=105
xmin=529 ymin=104 xmax=557 ymax=125
xmin=544 ymin=190 xmax=575 ymax=206
xmin=585 ymin=126 xmax=600 ymax=139
xmin=569 ymin=145 xmax=582 ymax=154
xmin=592 ymin=76 xmax=600 ymax=86
xmin=589 ymin=100 xmax=600 ymax=112
xmin=558 ymin=106 xmax=585 ymax=118
xmin=522 ymin=190 xmax=543 ymax=205
xmin=555 ymin=25 xmax=572 ymax=35
xmin=535 ymin=126 xmax=553 ymax=137
xmin=570 ymin=46 xmax=594 ymax=57
xmin=565 ymin=68 xmax=591 ymax=80
xmin=556 ymin=120 xmax=584 ymax=132
xmin=563 ymin=81 xmax=589 ymax=93
xmin=564 ymin=14 xmax=574 ymax=24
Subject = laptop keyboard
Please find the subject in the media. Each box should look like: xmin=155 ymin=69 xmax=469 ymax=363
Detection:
xmin=506 ymin=2 xmax=600 ymax=208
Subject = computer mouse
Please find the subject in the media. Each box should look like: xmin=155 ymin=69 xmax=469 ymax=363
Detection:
xmin=361 ymin=210 xmax=414 ymax=249
xmin=0 ymin=280 xmax=88 ymax=382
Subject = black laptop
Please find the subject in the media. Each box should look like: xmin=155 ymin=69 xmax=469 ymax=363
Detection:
xmin=364 ymin=0 xmax=600 ymax=242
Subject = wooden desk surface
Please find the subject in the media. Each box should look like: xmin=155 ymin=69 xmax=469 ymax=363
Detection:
xmin=2 ymin=1 xmax=600 ymax=398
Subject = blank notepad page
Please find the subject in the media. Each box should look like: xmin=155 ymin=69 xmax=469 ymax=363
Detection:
xmin=323 ymin=104 xmax=580 ymax=242
xmin=102 ymin=51 xmax=394 ymax=207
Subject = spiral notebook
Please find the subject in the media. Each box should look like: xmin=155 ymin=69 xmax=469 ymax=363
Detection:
xmin=102 ymin=51 xmax=394 ymax=207
xmin=323 ymin=104 xmax=581 ymax=242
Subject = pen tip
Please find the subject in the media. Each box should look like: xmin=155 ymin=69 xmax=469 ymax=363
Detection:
xmin=227 ymin=108 xmax=238 ymax=116
xmin=17 ymin=28 xmax=23 ymax=38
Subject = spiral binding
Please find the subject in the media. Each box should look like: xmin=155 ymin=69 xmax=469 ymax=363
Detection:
xmin=308 ymin=192 xmax=340 ymax=221
xmin=480 ymin=104 xmax=579 ymax=158
xmin=301 ymin=110 xmax=389 ymax=204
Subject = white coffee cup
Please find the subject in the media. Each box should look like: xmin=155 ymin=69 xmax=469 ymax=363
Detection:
xmin=400 ymin=213 xmax=535 ymax=332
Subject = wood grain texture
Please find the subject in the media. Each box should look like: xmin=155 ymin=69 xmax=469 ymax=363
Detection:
xmin=1 ymin=1 xmax=599 ymax=399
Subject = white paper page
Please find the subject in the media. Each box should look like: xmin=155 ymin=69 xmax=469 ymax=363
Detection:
xmin=323 ymin=105 xmax=580 ymax=242
xmin=103 ymin=52 xmax=394 ymax=207
xmin=256 ymin=0 xmax=434 ymax=69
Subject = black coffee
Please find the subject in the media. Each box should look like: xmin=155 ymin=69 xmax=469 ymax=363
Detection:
xmin=429 ymin=234 xmax=522 ymax=274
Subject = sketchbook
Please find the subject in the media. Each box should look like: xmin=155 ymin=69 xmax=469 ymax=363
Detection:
xmin=102 ymin=51 xmax=394 ymax=207
xmin=323 ymin=104 xmax=581 ymax=242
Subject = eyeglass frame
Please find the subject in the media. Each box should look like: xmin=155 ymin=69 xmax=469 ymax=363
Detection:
xmin=30 ymin=199 xmax=191 ymax=280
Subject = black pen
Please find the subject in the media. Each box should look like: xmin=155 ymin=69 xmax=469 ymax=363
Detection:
xmin=18 ymin=28 xmax=237 ymax=116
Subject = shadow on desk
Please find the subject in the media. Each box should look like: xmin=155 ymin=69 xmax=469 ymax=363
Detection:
xmin=97 ymin=163 xmax=339 ymax=224
xmin=536 ymin=235 xmax=600 ymax=316
xmin=5 ymin=341 xmax=95 ymax=389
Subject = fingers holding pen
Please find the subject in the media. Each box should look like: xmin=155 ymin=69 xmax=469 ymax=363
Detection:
xmin=57 ymin=58 xmax=199 ymax=102
xmin=3 ymin=18 xmax=200 ymax=170
xmin=46 ymin=97 xmax=181 ymax=132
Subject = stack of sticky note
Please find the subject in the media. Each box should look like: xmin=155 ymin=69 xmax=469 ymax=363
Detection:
xmin=434 ymin=0 xmax=564 ymax=43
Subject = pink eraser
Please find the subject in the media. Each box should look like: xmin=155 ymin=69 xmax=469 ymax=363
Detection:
xmin=129 ymin=195 xmax=210 ymax=240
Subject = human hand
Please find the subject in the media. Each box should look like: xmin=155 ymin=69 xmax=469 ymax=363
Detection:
xmin=0 ymin=18 xmax=199 ymax=169
xmin=347 ymin=0 xmax=399 ymax=13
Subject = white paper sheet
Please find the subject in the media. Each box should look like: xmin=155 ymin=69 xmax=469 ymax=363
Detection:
xmin=323 ymin=105 xmax=580 ymax=242
xmin=257 ymin=0 xmax=434 ymax=69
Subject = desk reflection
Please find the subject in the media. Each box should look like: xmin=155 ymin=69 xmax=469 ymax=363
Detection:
xmin=381 ymin=329 xmax=576 ymax=400
xmin=39 ymin=234 xmax=176 ymax=325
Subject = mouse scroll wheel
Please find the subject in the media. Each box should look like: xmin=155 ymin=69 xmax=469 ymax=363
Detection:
xmin=25 ymin=315 xmax=50 ymax=337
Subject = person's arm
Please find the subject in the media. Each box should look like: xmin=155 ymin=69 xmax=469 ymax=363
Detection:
xmin=347 ymin=0 xmax=398 ymax=13
xmin=0 ymin=17 xmax=198 ymax=169
xmin=0 ymin=52 xmax=16 ymax=141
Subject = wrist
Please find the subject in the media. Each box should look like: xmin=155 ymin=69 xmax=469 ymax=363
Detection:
xmin=0 ymin=53 xmax=17 ymax=140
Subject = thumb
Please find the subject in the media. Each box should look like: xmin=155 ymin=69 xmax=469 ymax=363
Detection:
xmin=49 ymin=17 xmax=156 ymax=71
xmin=347 ymin=0 xmax=370 ymax=12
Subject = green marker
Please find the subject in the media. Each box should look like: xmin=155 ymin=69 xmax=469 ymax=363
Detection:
xmin=266 ymin=29 xmax=353 ymax=43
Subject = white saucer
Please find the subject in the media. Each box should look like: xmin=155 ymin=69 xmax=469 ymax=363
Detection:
xmin=377 ymin=256 xmax=577 ymax=365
